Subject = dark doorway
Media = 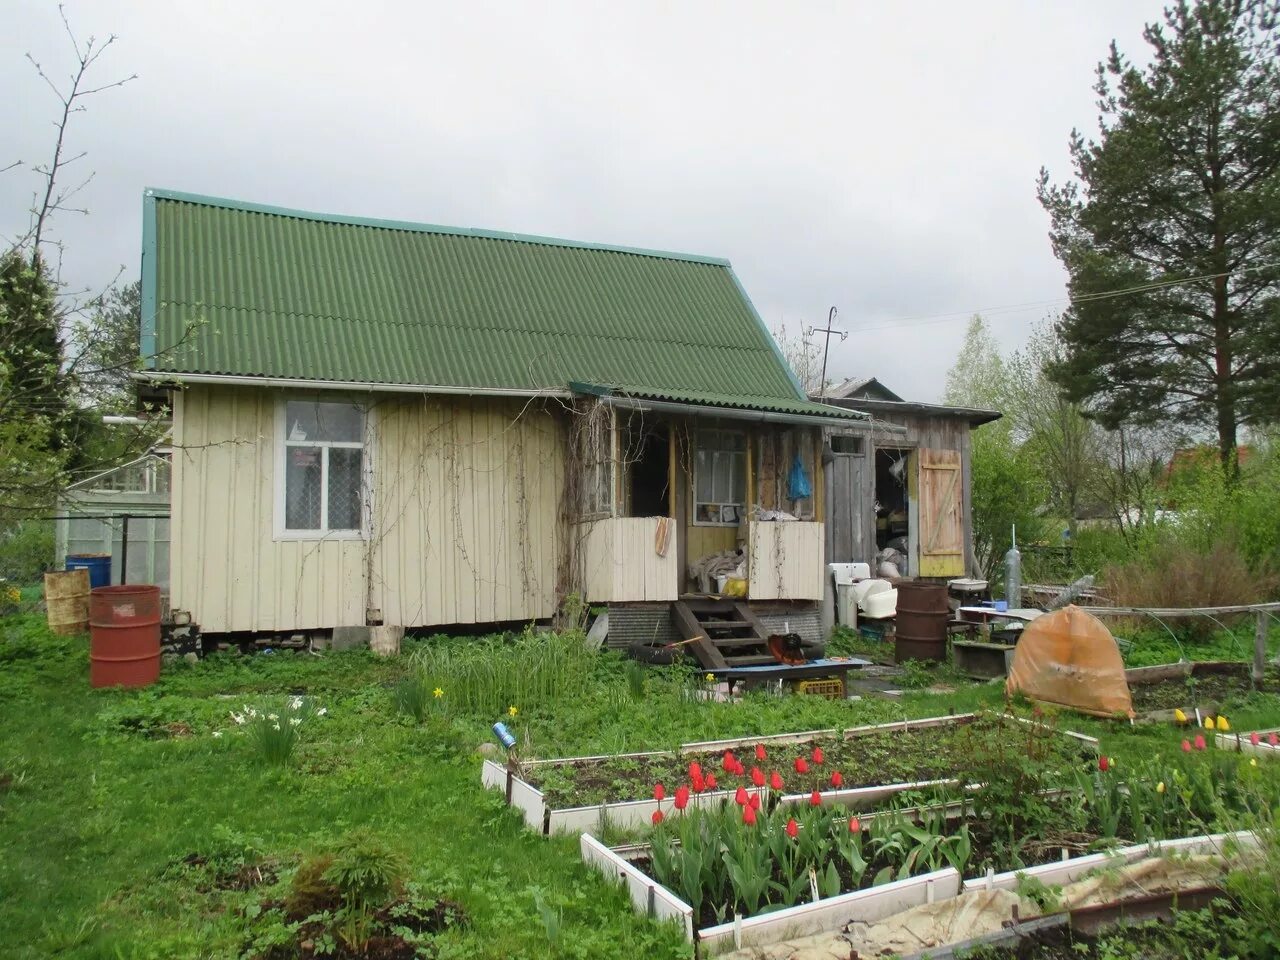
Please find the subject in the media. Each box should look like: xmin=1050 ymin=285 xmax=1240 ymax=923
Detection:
xmin=628 ymin=424 xmax=671 ymax=517
xmin=874 ymin=447 xmax=910 ymax=551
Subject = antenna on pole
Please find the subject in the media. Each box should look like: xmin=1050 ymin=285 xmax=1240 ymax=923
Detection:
xmin=806 ymin=306 xmax=847 ymax=397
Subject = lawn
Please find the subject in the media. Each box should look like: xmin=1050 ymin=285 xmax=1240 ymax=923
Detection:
xmin=2 ymin=614 xmax=1279 ymax=959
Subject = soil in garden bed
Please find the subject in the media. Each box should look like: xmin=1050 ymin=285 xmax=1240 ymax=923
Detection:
xmin=1129 ymin=668 xmax=1280 ymax=712
xmin=527 ymin=715 xmax=1091 ymax=807
xmin=966 ymin=906 xmax=1243 ymax=959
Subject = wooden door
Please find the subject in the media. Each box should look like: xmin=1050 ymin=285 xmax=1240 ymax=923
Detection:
xmin=918 ymin=448 xmax=964 ymax=577
xmin=827 ymin=447 xmax=869 ymax=563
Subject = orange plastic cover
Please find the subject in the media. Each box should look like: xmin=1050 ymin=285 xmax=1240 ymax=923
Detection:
xmin=1005 ymin=605 xmax=1134 ymax=719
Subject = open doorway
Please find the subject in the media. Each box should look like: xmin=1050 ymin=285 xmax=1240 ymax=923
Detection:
xmin=627 ymin=423 xmax=671 ymax=517
xmin=874 ymin=447 xmax=912 ymax=573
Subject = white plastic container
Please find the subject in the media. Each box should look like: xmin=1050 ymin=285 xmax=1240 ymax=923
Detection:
xmin=853 ymin=578 xmax=891 ymax=608
xmin=862 ymin=588 xmax=898 ymax=619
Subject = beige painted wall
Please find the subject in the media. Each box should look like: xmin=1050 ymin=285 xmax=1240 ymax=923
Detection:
xmin=748 ymin=520 xmax=825 ymax=600
xmin=171 ymin=386 xmax=563 ymax=633
xmin=575 ymin=517 xmax=678 ymax=602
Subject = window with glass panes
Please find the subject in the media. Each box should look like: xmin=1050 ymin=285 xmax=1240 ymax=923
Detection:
xmin=693 ymin=430 xmax=746 ymax=525
xmin=582 ymin=408 xmax=614 ymax=517
xmin=278 ymin=400 xmax=366 ymax=536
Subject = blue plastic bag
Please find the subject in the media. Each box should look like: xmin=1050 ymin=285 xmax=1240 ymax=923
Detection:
xmin=787 ymin=453 xmax=812 ymax=500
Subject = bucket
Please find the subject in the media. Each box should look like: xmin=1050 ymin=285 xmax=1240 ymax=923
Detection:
xmin=67 ymin=553 xmax=112 ymax=589
xmin=45 ymin=568 xmax=91 ymax=635
xmin=89 ymin=584 xmax=161 ymax=688
xmin=895 ymin=580 xmax=949 ymax=662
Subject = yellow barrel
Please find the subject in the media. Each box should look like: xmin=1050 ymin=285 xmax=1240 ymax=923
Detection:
xmin=45 ymin=568 xmax=91 ymax=635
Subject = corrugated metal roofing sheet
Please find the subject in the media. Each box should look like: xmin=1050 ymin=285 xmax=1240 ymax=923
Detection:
xmin=145 ymin=189 xmax=822 ymax=414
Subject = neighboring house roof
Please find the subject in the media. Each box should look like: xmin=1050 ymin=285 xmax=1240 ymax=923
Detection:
xmin=824 ymin=377 xmax=904 ymax=402
xmin=141 ymin=188 xmax=861 ymax=422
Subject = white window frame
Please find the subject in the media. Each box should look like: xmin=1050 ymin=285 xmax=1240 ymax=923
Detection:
xmin=692 ymin=428 xmax=746 ymax=527
xmin=273 ymin=397 xmax=372 ymax=541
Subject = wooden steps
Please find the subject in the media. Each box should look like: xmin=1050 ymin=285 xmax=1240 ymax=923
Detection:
xmin=671 ymin=599 xmax=775 ymax=671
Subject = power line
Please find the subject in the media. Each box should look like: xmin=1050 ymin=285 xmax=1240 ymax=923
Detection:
xmin=851 ymin=261 xmax=1280 ymax=335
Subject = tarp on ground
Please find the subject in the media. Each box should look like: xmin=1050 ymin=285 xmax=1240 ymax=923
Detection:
xmin=1005 ymin=605 xmax=1134 ymax=719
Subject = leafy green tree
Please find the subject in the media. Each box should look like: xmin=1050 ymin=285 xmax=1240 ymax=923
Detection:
xmin=944 ymin=316 xmax=1049 ymax=581
xmin=1038 ymin=0 xmax=1280 ymax=475
xmin=71 ymin=279 xmax=141 ymax=410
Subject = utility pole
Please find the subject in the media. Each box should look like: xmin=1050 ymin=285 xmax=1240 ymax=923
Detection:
xmin=806 ymin=306 xmax=847 ymax=397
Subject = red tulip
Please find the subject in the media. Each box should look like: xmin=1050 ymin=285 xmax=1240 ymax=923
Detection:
xmin=809 ymin=789 xmax=822 ymax=807
xmin=691 ymin=772 xmax=705 ymax=793
xmin=1098 ymin=756 xmax=1109 ymax=772
xmin=674 ymin=786 xmax=690 ymax=811
xmin=1194 ymin=734 xmax=1207 ymax=751
xmin=1250 ymin=732 xmax=1261 ymax=746
xmin=755 ymin=744 xmax=767 ymax=762
xmin=743 ymin=805 xmax=757 ymax=826
xmin=653 ymin=782 xmax=666 ymax=802
xmin=812 ymin=747 xmax=825 ymax=766
xmin=831 ymin=771 xmax=844 ymax=788
xmin=689 ymin=761 xmax=703 ymax=780
xmin=794 ymin=757 xmax=810 ymax=774
xmin=786 ymin=817 xmax=799 ymax=839
xmin=751 ymin=767 xmax=765 ymax=787
xmin=705 ymin=773 xmax=718 ymax=790
xmin=1269 ymin=732 xmax=1279 ymax=746
xmin=770 ymin=771 xmax=784 ymax=791
xmin=734 ymin=760 xmax=746 ymax=777
xmin=849 ymin=816 xmax=861 ymax=834
xmin=1181 ymin=739 xmax=1192 ymax=753
xmin=722 ymin=751 xmax=736 ymax=773
xmin=735 ymin=786 xmax=749 ymax=806
xmin=749 ymin=792 xmax=761 ymax=810
xmin=652 ymin=810 xmax=664 ymax=825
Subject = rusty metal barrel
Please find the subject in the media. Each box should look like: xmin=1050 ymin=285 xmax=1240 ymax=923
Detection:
xmin=45 ymin=568 xmax=91 ymax=635
xmin=894 ymin=580 xmax=950 ymax=663
xmin=89 ymin=585 xmax=161 ymax=688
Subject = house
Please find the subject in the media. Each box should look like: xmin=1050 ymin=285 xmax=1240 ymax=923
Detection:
xmin=815 ymin=378 xmax=1000 ymax=582
xmin=136 ymin=189 xmax=869 ymax=648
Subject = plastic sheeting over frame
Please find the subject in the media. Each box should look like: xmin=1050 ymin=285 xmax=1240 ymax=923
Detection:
xmin=1006 ymin=605 xmax=1135 ymax=719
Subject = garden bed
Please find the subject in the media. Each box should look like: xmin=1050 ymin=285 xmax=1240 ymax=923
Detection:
xmin=1126 ymin=661 xmax=1280 ymax=716
xmin=1216 ymin=726 xmax=1280 ymax=760
xmin=582 ymin=812 xmax=1257 ymax=955
xmin=480 ymin=713 xmax=1098 ymax=835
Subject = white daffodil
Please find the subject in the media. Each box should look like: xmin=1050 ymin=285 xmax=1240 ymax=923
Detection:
xmin=289 ymin=696 xmax=303 ymax=710
xmin=316 ymin=707 xmax=328 ymax=717
xmin=212 ymin=731 xmax=223 ymax=738
xmin=272 ymin=723 xmax=281 ymax=731
xmin=289 ymin=717 xmax=302 ymax=727
xmin=267 ymin=713 xmax=278 ymax=721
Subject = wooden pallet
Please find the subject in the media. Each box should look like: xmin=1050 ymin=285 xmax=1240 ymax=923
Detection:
xmin=671 ymin=599 xmax=776 ymax=670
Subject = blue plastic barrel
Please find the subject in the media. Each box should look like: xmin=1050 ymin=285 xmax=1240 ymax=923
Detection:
xmin=67 ymin=554 xmax=112 ymax=589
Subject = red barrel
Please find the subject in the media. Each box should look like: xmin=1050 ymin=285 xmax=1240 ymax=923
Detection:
xmin=89 ymin=585 xmax=162 ymax=688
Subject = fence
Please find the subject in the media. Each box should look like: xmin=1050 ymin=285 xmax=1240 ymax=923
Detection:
xmin=0 ymin=513 xmax=170 ymax=616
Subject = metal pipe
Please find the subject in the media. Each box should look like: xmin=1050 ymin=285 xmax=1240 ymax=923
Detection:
xmin=132 ymin=370 xmax=571 ymax=399
xmin=120 ymin=514 xmax=130 ymax=585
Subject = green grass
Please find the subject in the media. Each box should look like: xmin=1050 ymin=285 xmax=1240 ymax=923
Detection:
xmin=2 ymin=613 xmax=1279 ymax=958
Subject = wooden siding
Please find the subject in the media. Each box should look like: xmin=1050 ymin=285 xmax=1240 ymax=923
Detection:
xmin=748 ymin=521 xmax=825 ymax=600
xmin=825 ymin=413 xmax=976 ymax=577
xmin=575 ymin=517 xmax=678 ymax=602
xmin=171 ymin=386 xmax=563 ymax=633
xmin=368 ymin=395 xmax=562 ymax=627
xmin=918 ymin=448 xmax=964 ymax=576
xmin=171 ymin=387 xmax=368 ymax=632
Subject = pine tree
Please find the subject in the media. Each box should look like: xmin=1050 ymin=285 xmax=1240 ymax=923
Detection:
xmin=1038 ymin=0 xmax=1280 ymax=474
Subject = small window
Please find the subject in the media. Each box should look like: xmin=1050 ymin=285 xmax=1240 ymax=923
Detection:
xmin=580 ymin=408 xmax=614 ymax=518
xmin=277 ymin=399 xmax=367 ymax=537
xmin=831 ymin=434 xmax=864 ymax=455
xmin=693 ymin=430 xmax=745 ymax=525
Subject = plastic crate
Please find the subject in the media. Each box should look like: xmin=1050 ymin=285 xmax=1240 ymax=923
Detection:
xmin=796 ymin=677 xmax=844 ymax=699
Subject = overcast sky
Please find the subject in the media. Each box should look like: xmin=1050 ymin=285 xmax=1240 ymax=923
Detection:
xmin=2 ymin=1 xmax=1160 ymax=402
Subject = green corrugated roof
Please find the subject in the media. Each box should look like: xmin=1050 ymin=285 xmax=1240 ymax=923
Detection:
xmin=143 ymin=189 xmax=861 ymax=419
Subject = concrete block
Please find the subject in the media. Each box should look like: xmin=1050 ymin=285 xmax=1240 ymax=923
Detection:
xmin=330 ymin=626 xmax=371 ymax=651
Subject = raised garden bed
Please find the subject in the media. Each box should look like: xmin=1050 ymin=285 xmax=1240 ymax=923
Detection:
xmin=1126 ymin=661 xmax=1280 ymax=717
xmin=581 ymin=805 xmax=1256 ymax=955
xmin=480 ymin=713 xmax=1098 ymax=835
xmin=1216 ymin=726 xmax=1280 ymax=760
